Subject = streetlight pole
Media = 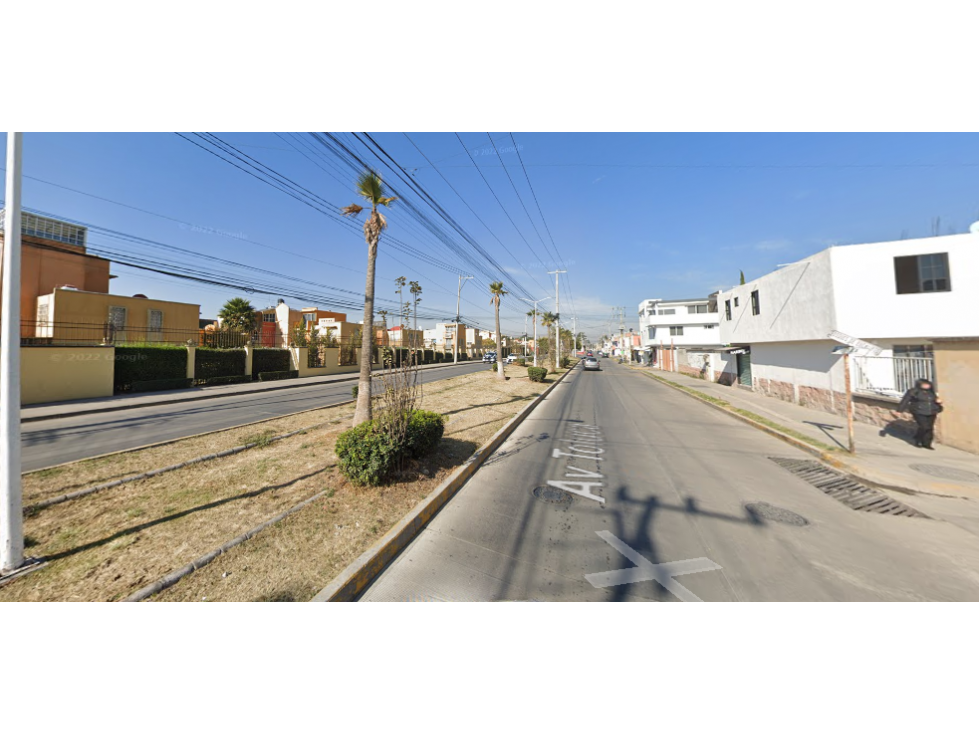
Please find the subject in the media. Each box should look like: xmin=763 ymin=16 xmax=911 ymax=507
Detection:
xmin=548 ymin=269 xmax=566 ymax=368
xmin=520 ymin=296 xmax=551 ymax=368
xmin=1 ymin=132 xmax=24 ymax=574
xmin=454 ymin=274 xmax=472 ymax=364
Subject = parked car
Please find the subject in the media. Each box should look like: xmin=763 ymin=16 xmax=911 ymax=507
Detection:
xmin=505 ymin=354 xmax=520 ymax=364
xmin=586 ymin=351 xmax=594 ymax=357
xmin=583 ymin=357 xmax=600 ymax=371
xmin=482 ymin=352 xmax=497 ymax=363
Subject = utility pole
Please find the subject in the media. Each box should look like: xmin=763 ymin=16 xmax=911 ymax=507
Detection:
xmin=520 ymin=296 xmax=551 ymax=368
xmin=572 ymin=315 xmax=577 ymax=354
xmin=548 ymin=269 xmax=566 ymax=368
xmin=454 ymin=274 xmax=473 ymax=364
xmin=617 ymin=306 xmax=625 ymax=363
xmin=2 ymin=132 xmax=24 ymax=574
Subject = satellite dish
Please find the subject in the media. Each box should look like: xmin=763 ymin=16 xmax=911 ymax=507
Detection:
xmin=970 ymin=221 xmax=979 ymax=235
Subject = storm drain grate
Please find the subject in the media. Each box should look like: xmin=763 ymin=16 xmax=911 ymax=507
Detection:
xmin=769 ymin=458 xmax=929 ymax=518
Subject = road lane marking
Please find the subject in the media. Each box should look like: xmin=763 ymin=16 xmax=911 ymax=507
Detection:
xmin=552 ymin=448 xmax=603 ymax=460
xmin=546 ymin=480 xmax=606 ymax=504
xmin=585 ymin=531 xmax=722 ymax=602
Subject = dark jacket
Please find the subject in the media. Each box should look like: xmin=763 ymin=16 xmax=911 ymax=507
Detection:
xmin=899 ymin=380 xmax=943 ymax=416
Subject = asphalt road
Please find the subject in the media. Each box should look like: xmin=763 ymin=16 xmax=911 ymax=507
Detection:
xmin=362 ymin=359 xmax=979 ymax=601
xmin=22 ymin=361 xmax=488 ymax=472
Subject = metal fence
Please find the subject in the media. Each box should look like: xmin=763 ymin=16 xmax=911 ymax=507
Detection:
xmin=20 ymin=320 xmax=283 ymax=348
xmin=852 ymin=355 xmax=935 ymax=398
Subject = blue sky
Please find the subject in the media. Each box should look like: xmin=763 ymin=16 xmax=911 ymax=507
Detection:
xmin=4 ymin=132 xmax=979 ymax=339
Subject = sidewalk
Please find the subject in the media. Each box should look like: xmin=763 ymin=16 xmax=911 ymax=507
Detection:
xmin=631 ymin=365 xmax=979 ymax=537
xmin=22 ymin=361 xmax=480 ymax=423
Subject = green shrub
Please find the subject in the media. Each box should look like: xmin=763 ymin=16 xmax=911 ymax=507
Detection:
xmin=195 ymin=348 xmax=245 ymax=381
xmin=196 ymin=374 xmax=251 ymax=386
xmin=527 ymin=366 xmax=547 ymax=383
xmin=517 ymin=358 xmax=527 ymax=367
xmin=335 ymin=421 xmax=400 ymax=486
xmin=404 ymin=410 xmax=445 ymax=458
xmin=252 ymin=348 xmax=290 ymax=375
xmin=257 ymin=370 xmax=299 ymax=381
xmin=561 ymin=356 xmax=571 ymax=369
xmin=423 ymin=349 xmax=434 ymax=365
xmin=114 ymin=345 xmax=187 ymax=393
xmin=131 ymin=377 xmax=193 ymax=393
xmin=351 ymin=385 xmax=359 ymax=398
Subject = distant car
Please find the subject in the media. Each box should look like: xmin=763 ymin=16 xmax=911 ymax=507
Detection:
xmin=586 ymin=351 xmax=594 ymax=357
xmin=505 ymin=354 xmax=520 ymax=364
xmin=482 ymin=352 xmax=497 ymax=363
xmin=583 ymin=357 xmax=600 ymax=371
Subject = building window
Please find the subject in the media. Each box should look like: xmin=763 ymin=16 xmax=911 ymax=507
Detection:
xmin=894 ymin=344 xmax=934 ymax=358
xmin=751 ymin=290 xmax=760 ymax=315
xmin=37 ymin=303 xmax=49 ymax=324
xmin=108 ymin=306 xmax=127 ymax=331
xmin=669 ymin=326 xmax=684 ymax=336
xmin=733 ymin=297 xmax=739 ymax=307
xmin=894 ymin=253 xmax=951 ymax=294
xmin=648 ymin=326 xmax=656 ymax=339
xmin=725 ymin=300 xmax=732 ymax=321
xmin=687 ymin=304 xmax=708 ymax=314
xmin=148 ymin=309 xmax=163 ymax=332
xmin=303 ymin=313 xmax=315 ymax=322
xmin=659 ymin=308 xmax=675 ymax=315
xmin=263 ymin=313 xmax=276 ymax=322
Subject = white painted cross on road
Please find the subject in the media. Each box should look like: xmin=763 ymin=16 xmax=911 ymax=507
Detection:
xmin=585 ymin=531 xmax=722 ymax=602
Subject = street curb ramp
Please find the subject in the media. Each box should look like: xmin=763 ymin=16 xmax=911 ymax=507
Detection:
xmin=310 ymin=367 xmax=575 ymax=602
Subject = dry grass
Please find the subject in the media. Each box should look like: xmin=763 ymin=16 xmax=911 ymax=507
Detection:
xmin=1 ymin=365 xmax=559 ymax=602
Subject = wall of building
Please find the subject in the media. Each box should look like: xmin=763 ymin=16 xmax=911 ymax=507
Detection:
xmin=832 ymin=233 xmax=978 ymax=340
xmin=719 ymin=250 xmax=835 ymax=345
xmin=0 ymin=234 xmax=112 ymax=336
xmin=21 ymin=346 xmax=115 ymax=405
xmin=46 ymin=289 xmax=200 ymax=338
xmin=933 ymin=339 xmax=979 ymax=454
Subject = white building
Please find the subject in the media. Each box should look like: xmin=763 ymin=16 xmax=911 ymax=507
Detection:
xmin=638 ymin=295 xmax=722 ymax=373
xmin=718 ymin=232 xmax=978 ymax=421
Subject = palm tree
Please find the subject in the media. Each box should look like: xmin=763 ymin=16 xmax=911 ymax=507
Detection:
xmin=489 ymin=281 xmax=507 ymax=379
xmin=395 ymin=277 xmax=406 ymax=328
xmin=218 ymin=297 xmax=257 ymax=333
xmin=341 ymin=170 xmax=397 ymax=427
xmin=540 ymin=311 xmax=557 ymax=372
xmin=409 ymin=281 xmax=422 ymax=334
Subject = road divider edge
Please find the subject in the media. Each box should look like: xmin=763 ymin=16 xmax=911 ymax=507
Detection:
xmin=310 ymin=367 xmax=575 ymax=602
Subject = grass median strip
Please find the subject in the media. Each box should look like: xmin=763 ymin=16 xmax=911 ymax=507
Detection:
xmin=638 ymin=371 xmax=838 ymax=454
xmin=1 ymin=365 xmax=562 ymax=602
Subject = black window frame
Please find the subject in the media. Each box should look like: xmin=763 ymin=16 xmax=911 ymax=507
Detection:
xmin=750 ymin=290 xmax=760 ymax=316
xmin=724 ymin=300 xmax=732 ymax=321
xmin=894 ymin=252 xmax=951 ymax=294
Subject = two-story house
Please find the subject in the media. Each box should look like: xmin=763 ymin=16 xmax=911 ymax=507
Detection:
xmin=638 ymin=295 xmax=722 ymax=374
xmin=718 ymin=232 xmax=978 ymax=425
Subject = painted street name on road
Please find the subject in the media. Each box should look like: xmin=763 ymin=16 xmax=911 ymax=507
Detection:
xmin=547 ymin=423 xmax=606 ymax=504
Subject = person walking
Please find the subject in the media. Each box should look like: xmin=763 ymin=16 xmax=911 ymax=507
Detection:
xmin=898 ymin=378 xmax=943 ymax=449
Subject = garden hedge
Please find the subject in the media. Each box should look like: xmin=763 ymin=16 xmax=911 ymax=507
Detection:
xmin=114 ymin=345 xmax=188 ymax=393
xmin=131 ymin=377 xmax=193 ymax=393
xmin=335 ymin=409 xmax=446 ymax=486
xmin=257 ymin=370 xmax=299 ymax=382
xmin=195 ymin=347 xmax=245 ymax=381
xmin=527 ymin=366 xmax=547 ymax=383
xmin=252 ymin=348 xmax=290 ymax=375
xmin=195 ymin=374 xmax=252 ymax=387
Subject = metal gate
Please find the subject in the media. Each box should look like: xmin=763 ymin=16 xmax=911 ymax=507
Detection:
xmin=737 ymin=352 xmax=752 ymax=387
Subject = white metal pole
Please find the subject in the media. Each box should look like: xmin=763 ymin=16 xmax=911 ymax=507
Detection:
xmin=1 ymin=132 xmax=24 ymax=573
xmin=548 ymin=270 xmax=565 ymax=368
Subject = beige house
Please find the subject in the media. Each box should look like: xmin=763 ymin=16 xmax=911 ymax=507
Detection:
xmin=933 ymin=337 xmax=979 ymax=454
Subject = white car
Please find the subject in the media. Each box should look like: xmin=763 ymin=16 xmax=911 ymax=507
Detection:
xmin=582 ymin=357 xmax=600 ymax=371
xmin=505 ymin=354 xmax=520 ymax=364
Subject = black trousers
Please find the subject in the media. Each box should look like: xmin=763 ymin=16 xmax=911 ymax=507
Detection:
xmin=913 ymin=413 xmax=937 ymax=447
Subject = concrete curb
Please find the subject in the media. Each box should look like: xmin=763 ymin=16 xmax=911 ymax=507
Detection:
xmin=636 ymin=370 xmax=932 ymax=496
xmin=310 ymin=367 xmax=575 ymax=602
xmin=21 ymin=361 xmax=479 ymax=423
xmin=122 ymin=491 xmax=327 ymax=602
